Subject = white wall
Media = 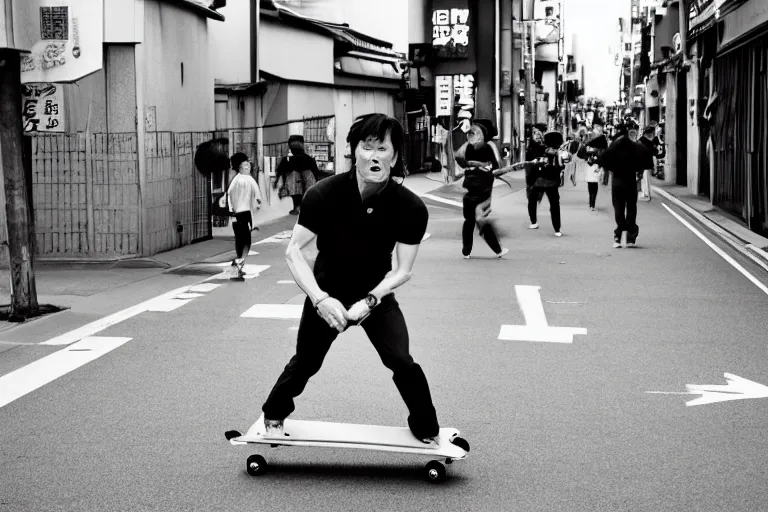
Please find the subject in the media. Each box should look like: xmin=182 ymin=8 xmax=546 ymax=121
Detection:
xmin=208 ymin=0 xmax=251 ymax=84
xmin=260 ymin=20 xmax=335 ymax=84
xmin=142 ymin=0 xmax=215 ymax=131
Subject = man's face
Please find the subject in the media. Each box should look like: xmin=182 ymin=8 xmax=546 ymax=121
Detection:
xmin=238 ymin=160 xmax=251 ymax=173
xmin=628 ymin=129 xmax=639 ymax=141
xmin=355 ymin=132 xmax=397 ymax=184
xmin=593 ymin=124 xmax=604 ymax=136
xmin=532 ymin=128 xmax=543 ymax=143
xmin=467 ymin=125 xmax=485 ymax=148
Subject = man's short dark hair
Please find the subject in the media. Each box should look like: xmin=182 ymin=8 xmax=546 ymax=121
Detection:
xmin=643 ymin=125 xmax=656 ymax=136
xmin=347 ymin=113 xmax=406 ymax=177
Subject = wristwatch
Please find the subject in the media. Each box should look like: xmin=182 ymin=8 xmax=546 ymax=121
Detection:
xmin=364 ymin=293 xmax=379 ymax=309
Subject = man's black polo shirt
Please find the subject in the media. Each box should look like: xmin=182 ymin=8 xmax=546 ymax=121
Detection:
xmin=297 ymin=169 xmax=428 ymax=304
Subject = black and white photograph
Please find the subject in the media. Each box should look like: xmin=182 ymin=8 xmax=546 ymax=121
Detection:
xmin=2 ymin=0 xmax=768 ymax=510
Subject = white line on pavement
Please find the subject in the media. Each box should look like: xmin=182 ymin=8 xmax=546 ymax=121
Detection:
xmin=0 ymin=336 xmax=132 ymax=409
xmin=420 ymin=193 xmax=463 ymax=208
xmin=40 ymin=285 xmax=193 ymax=346
xmin=663 ymin=203 xmax=768 ymax=296
xmin=241 ymin=304 xmax=303 ymax=319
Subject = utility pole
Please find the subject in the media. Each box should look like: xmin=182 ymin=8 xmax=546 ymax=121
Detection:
xmin=0 ymin=49 xmax=39 ymax=318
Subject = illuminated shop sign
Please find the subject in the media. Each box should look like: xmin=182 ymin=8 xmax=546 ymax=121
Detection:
xmin=431 ymin=0 xmax=470 ymax=59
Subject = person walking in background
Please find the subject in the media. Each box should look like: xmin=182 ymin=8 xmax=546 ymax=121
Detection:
xmin=453 ymin=119 xmax=511 ymax=259
xmin=599 ymin=120 xmax=654 ymax=248
xmin=578 ymin=119 xmax=609 ymax=209
xmin=526 ymin=130 xmax=565 ymax=237
xmin=227 ymin=152 xmax=262 ymax=280
xmin=274 ymin=135 xmax=319 ymax=215
xmin=638 ymin=124 xmax=665 ymax=200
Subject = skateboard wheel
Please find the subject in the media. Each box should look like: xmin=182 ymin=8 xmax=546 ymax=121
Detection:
xmin=246 ymin=454 xmax=268 ymax=476
xmin=451 ymin=436 xmax=470 ymax=453
xmin=425 ymin=461 xmax=446 ymax=483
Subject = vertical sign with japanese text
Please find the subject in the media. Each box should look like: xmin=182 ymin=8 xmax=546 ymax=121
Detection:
xmin=431 ymin=0 xmax=470 ymax=59
xmin=436 ymin=75 xmax=454 ymax=116
xmin=22 ymin=83 xmax=65 ymax=132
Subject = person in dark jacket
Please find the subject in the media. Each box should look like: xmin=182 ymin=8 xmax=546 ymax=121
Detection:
xmin=526 ymin=130 xmax=565 ymax=237
xmin=454 ymin=119 xmax=510 ymax=259
xmin=274 ymin=135 xmax=319 ymax=215
xmin=599 ymin=120 xmax=654 ymax=248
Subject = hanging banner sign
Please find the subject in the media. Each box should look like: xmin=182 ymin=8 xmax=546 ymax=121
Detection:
xmin=2 ymin=0 xmax=104 ymax=83
xmin=431 ymin=0 xmax=470 ymax=59
xmin=22 ymin=82 xmax=65 ymax=132
xmin=435 ymin=75 xmax=453 ymax=117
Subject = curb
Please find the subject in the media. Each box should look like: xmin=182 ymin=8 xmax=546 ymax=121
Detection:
xmin=653 ymin=186 xmax=768 ymax=273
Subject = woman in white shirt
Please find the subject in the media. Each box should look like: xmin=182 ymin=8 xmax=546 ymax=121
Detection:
xmin=226 ymin=152 xmax=262 ymax=280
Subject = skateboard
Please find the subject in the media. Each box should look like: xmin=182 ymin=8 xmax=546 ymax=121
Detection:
xmin=225 ymin=414 xmax=470 ymax=483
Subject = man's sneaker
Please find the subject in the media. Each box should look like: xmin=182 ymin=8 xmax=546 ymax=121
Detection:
xmin=421 ymin=435 xmax=440 ymax=447
xmin=264 ymin=418 xmax=284 ymax=437
xmin=626 ymin=241 xmax=636 ymax=248
xmin=590 ymin=207 xmax=596 ymax=212
xmin=555 ymin=232 xmax=562 ymax=237
xmin=496 ymin=248 xmax=509 ymax=258
xmin=528 ymin=223 xmax=539 ymax=229
xmin=613 ymin=237 xmax=622 ymax=248
xmin=463 ymin=254 xmax=471 ymax=259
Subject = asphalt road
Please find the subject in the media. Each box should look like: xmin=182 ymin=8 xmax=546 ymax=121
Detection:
xmin=2 ymin=180 xmax=768 ymax=512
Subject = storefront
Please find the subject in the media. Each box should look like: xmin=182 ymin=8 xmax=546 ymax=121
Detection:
xmin=698 ymin=0 xmax=768 ymax=235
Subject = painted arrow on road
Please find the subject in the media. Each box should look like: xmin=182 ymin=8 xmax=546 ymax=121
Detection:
xmin=498 ymin=285 xmax=587 ymax=343
xmin=647 ymin=373 xmax=768 ymax=406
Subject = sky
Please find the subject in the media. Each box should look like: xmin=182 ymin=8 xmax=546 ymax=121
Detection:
xmin=564 ymin=0 xmax=631 ymax=103
xmin=276 ymin=0 xmax=410 ymax=52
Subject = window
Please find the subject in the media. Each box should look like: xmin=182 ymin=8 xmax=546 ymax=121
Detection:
xmin=545 ymin=6 xmax=554 ymax=17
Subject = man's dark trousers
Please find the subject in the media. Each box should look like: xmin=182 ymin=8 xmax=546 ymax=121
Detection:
xmin=262 ymin=295 xmax=440 ymax=439
xmin=612 ymin=180 xmax=639 ymax=242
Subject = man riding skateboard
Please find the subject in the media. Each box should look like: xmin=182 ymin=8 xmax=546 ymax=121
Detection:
xmin=260 ymin=113 xmax=441 ymax=445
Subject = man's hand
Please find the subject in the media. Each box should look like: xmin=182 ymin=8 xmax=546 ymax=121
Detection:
xmin=345 ymin=300 xmax=371 ymax=324
xmin=316 ymin=297 xmax=348 ymax=333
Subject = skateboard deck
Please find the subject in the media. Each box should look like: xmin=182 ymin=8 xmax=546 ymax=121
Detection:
xmin=227 ymin=414 xmax=468 ymax=460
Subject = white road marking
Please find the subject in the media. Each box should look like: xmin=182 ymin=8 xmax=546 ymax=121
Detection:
xmin=420 ymin=193 xmax=463 ymax=208
xmin=188 ymin=283 xmax=222 ymax=293
xmin=241 ymin=304 xmax=303 ymax=319
xmin=254 ymin=230 xmax=293 ymax=245
xmin=663 ymin=204 xmax=768 ymax=296
xmin=146 ymin=298 xmax=192 ymax=312
xmin=174 ymin=292 xmax=205 ymax=299
xmin=647 ymin=373 xmax=768 ymax=406
xmin=498 ymin=285 xmax=587 ymax=343
xmin=0 ymin=336 xmax=132 ymax=409
xmin=278 ymin=280 xmax=295 ymax=284
xmin=41 ymin=285 xmax=193 ymax=346
xmin=289 ymin=326 xmax=299 ymax=331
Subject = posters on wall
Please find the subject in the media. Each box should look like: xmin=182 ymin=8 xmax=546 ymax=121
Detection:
xmin=431 ymin=0 xmax=470 ymax=59
xmin=21 ymin=83 xmax=65 ymax=132
xmin=4 ymin=0 xmax=104 ymax=83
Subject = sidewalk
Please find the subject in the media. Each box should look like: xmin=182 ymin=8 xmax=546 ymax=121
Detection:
xmin=0 ymin=211 xmax=298 ymax=332
xmin=650 ymin=179 xmax=768 ymax=270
